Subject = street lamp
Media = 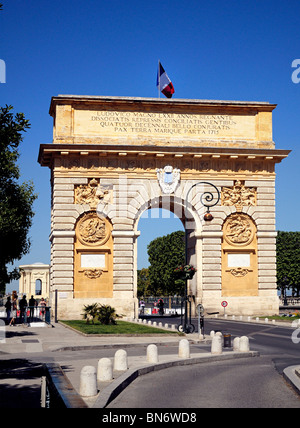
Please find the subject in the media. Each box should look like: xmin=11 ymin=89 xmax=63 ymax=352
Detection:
xmin=181 ymin=181 xmax=220 ymax=334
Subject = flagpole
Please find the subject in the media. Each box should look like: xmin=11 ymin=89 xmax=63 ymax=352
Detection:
xmin=158 ymin=59 xmax=161 ymax=98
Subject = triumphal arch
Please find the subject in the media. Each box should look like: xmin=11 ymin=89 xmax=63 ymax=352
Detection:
xmin=38 ymin=95 xmax=290 ymax=319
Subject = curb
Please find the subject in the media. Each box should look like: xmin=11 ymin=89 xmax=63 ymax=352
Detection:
xmin=50 ymin=341 xmax=184 ymax=352
xmin=283 ymin=365 xmax=300 ymax=396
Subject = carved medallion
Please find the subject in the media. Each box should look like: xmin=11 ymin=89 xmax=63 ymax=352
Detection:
xmin=157 ymin=165 xmax=180 ymax=194
xmin=75 ymin=178 xmax=109 ymax=209
xmin=222 ymin=180 xmax=256 ymax=211
xmin=223 ymin=213 xmax=255 ymax=246
xmin=77 ymin=212 xmax=109 ymax=246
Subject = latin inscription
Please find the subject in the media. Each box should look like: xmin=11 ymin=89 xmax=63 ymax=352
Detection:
xmin=90 ymin=111 xmax=237 ymax=135
xmin=74 ymin=109 xmax=256 ymax=139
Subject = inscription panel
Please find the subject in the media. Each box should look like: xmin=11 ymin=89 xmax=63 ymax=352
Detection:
xmin=73 ymin=109 xmax=256 ymax=141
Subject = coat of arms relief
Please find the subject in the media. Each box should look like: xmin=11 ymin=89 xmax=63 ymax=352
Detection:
xmin=157 ymin=166 xmax=180 ymax=194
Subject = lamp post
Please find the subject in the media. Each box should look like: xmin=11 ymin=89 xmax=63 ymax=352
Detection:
xmin=181 ymin=181 xmax=220 ymax=334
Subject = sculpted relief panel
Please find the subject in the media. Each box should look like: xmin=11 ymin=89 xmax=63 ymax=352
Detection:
xmin=75 ymin=178 xmax=111 ymax=209
xmin=222 ymin=180 xmax=256 ymax=211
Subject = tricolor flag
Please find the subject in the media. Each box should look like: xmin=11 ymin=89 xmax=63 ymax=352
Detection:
xmin=156 ymin=61 xmax=175 ymax=98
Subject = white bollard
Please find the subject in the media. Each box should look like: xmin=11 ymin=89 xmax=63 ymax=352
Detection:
xmin=153 ymin=321 xmax=157 ymax=326
xmin=265 ymin=318 xmax=269 ymax=323
xmin=233 ymin=337 xmax=240 ymax=351
xmin=239 ymin=336 xmax=250 ymax=352
xmin=178 ymin=339 xmax=190 ymax=359
xmin=79 ymin=366 xmax=97 ymax=397
xmin=97 ymin=358 xmax=113 ymax=382
xmin=210 ymin=330 xmax=215 ymax=337
xmin=113 ymin=349 xmax=128 ymax=371
xmin=211 ymin=335 xmax=222 ymax=355
xmin=164 ymin=323 xmax=169 ymax=329
xmin=158 ymin=322 xmax=163 ymax=327
xmin=147 ymin=320 xmax=152 ymax=325
xmin=256 ymin=317 xmax=259 ymax=322
xmin=147 ymin=344 xmax=159 ymax=363
xmin=143 ymin=319 xmax=147 ymax=324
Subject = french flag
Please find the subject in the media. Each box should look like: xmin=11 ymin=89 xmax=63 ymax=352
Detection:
xmin=156 ymin=61 xmax=175 ymax=98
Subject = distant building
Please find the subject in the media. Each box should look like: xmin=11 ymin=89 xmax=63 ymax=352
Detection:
xmin=19 ymin=262 xmax=50 ymax=300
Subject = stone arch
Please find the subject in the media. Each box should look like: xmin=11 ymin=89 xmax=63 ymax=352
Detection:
xmin=132 ymin=192 xmax=204 ymax=302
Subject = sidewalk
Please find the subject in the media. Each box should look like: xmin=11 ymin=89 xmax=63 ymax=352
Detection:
xmin=1 ymin=320 xmax=299 ymax=408
xmin=0 ymin=321 xmax=186 ymax=354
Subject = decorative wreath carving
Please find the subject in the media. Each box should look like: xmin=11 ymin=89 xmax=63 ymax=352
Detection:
xmin=84 ymin=269 xmax=103 ymax=279
xmin=229 ymin=268 xmax=250 ymax=277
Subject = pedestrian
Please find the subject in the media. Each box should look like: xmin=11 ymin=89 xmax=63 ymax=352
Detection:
xmin=158 ymin=298 xmax=164 ymax=316
xmin=40 ymin=297 xmax=46 ymax=320
xmin=4 ymin=296 xmax=11 ymax=324
xmin=139 ymin=298 xmax=145 ymax=315
xmin=9 ymin=297 xmax=17 ymax=326
xmin=19 ymin=295 xmax=28 ymax=323
xmin=28 ymin=295 xmax=36 ymax=320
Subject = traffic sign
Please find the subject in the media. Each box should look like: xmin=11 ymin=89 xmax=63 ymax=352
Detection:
xmin=221 ymin=301 xmax=228 ymax=308
xmin=196 ymin=304 xmax=205 ymax=316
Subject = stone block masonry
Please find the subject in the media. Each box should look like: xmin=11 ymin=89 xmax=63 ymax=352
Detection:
xmin=39 ymin=96 xmax=290 ymax=319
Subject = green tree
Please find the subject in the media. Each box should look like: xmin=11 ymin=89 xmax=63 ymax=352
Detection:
xmin=0 ymin=105 xmax=37 ymax=293
xmin=137 ymin=268 xmax=151 ymax=297
xmin=276 ymin=231 xmax=300 ymax=297
xmin=147 ymin=230 xmax=185 ymax=296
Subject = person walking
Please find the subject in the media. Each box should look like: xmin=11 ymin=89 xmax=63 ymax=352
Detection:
xmin=9 ymin=297 xmax=17 ymax=326
xmin=4 ymin=296 xmax=11 ymax=324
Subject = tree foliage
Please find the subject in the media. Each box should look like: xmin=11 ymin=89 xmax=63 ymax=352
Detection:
xmin=0 ymin=105 xmax=37 ymax=293
xmin=276 ymin=231 xmax=300 ymax=296
xmin=147 ymin=230 xmax=185 ymax=296
xmin=137 ymin=268 xmax=151 ymax=297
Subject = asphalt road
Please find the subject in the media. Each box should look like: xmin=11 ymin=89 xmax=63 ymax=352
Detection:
xmin=106 ymin=317 xmax=300 ymax=408
xmin=1 ymin=317 xmax=299 ymax=408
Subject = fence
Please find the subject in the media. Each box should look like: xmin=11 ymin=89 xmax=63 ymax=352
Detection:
xmin=0 ymin=306 xmax=51 ymax=325
xmin=280 ymin=297 xmax=300 ymax=306
xmin=139 ymin=296 xmax=183 ymax=315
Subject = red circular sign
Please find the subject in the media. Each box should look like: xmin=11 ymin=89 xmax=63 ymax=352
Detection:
xmin=221 ymin=301 xmax=228 ymax=307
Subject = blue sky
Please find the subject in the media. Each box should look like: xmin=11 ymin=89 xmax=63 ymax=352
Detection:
xmin=1 ymin=0 xmax=300 ymax=292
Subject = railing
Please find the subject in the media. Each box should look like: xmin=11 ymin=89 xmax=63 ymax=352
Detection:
xmin=279 ymin=297 xmax=300 ymax=306
xmin=1 ymin=306 xmax=51 ymax=324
